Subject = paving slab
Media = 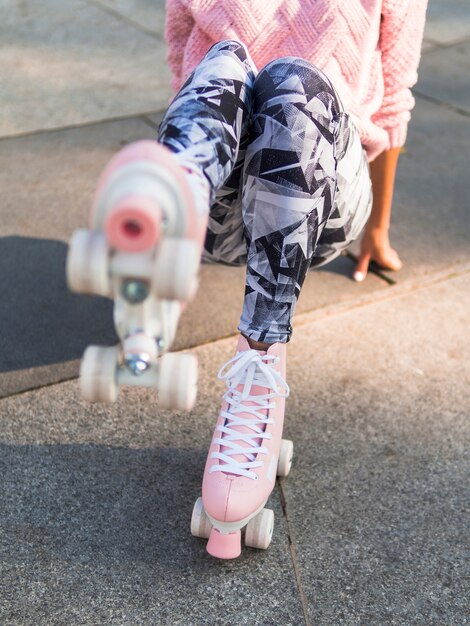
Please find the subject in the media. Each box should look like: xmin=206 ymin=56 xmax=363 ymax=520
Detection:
xmin=86 ymin=0 xmax=167 ymax=38
xmin=424 ymin=0 xmax=470 ymax=45
xmin=0 ymin=118 xmax=151 ymax=398
xmin=0 ymin=118 xmax=387 ymax=397
xmin=0 ymin=236 xmax=117 ymax=394
xmin=284 ymin=272 xmax=470 ymax=625
xmin=416 ymin=41 xmax=470 ymax=114
xmin=349 ymin=97 xmax=470 ymax=281
xmin=0 ymin=118 xmax=159 ymax=241
xmin=421 ymin=40 xmax=439 ymax=54
xmin=0 ymin=339 xmax=304 ymax=626
xmin=1 ymin=272 xmax=468 ymax=624
xmin=0 ymin=0 xmax=171 ymax=137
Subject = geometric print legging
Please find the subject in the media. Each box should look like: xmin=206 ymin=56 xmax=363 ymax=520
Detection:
xmin=158 ymin=40 xmax=372 ymax=343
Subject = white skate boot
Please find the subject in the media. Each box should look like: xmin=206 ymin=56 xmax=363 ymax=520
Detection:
xmin=66 ymin=140 xmax=209 ymax=409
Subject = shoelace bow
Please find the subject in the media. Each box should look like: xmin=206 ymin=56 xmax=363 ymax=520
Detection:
xmin=209 ymin=349 xmax=290 ymax=480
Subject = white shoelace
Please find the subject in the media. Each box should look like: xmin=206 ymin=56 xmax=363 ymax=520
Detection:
xmin=209 ymin=349 xmax=290 ymax=480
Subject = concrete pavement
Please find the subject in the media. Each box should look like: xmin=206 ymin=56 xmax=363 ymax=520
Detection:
xmin=1 ymin=1 xmax=469 ymax=624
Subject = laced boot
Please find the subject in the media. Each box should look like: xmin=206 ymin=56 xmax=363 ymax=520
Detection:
xmin=191 ymin=335 xmax=293 ymax=558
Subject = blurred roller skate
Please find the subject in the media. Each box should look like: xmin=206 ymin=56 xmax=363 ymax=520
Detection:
xmin=66 ymin=140 xmax=209 ymax=410
xmin=191 ymin=335 xmax=293 ymax=558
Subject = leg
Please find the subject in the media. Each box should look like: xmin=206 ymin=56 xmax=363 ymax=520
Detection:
xmin=158 ymin=40 xmax=257 ymax=265
xmin=239 ymin=57 xmax=349 ymax=343
xmin=191 ymin=59 xmax=348 ymax=558
xmin=311 ymin=115 xmax=372 ymax=268
xmin=203 ymin=129 xmax=252 ymax=265
xmin=67 ymin=41 xmax=257 ymax=406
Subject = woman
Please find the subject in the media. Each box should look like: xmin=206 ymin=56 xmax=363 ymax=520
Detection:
xmin=71 ymin=0 xmax=428 ymax=559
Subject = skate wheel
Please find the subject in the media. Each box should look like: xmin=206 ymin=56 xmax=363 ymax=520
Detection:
xmin=157 ymin=352 xmax=198 ymax=411
xmin=277 ymin=439 xmax=294 ymax=477
xmin=105 ymin=194 xmax=162 ymax=253
xmin=190 ymin=497 xmax=212 ymax=539
xmin=80 ymin=345 xmax=119 ymax=403
xmin=153 ymin=238 xmax=200 ymax=301
xmin=67 ymin=229 xmax=110 ymax=296
xmin=245 ymin=509 xmax=274 ymax=550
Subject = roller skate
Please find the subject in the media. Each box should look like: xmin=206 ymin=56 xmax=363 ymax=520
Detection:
xmin=66 ymin=140 xmax=209 ymax=409
xmin=191 ymin=335 xmax=293 ymax=559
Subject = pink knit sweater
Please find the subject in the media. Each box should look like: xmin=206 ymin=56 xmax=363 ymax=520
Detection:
xmin=164 ymin=0 xmax=428 ymax=161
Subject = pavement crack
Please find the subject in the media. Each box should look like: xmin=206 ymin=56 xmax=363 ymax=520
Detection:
xmin=413 ymin=90 xmax=470 ymax=119
xmin=294 ymin=260 xmax=470 ymax=331
xmin=0 ymin=374 xmax=78 ymax=401
xmin=142 ymin=114 xmax=165 ymax=131
xmin=278 ymin=480 xmax=313 ymax=626
xmin=421 ymin=35 xmax=470 ymax=50
xmin=0 ymin=111 xmax=167 ymax=142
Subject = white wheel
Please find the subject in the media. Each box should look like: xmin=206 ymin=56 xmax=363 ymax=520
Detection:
xmin=190 ymin=497 xmax=212 ymax=539
xmin=245 ymin=509 xmax=274 ymax=550
xmin=277 ymin=439 xmax=294 ymax=477
xmin=153 ymin=238 xmax=200 ymax=301
xmin=157 ymin=352 xmax=198 ymax=411
xmin=80 ymin=345 xmax=119 ymax=403
xmin=67 ymin=229 xmax=110 ymax=296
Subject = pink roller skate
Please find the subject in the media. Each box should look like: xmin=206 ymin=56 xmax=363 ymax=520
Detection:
xmin=190 ymin=335 xmax=293 ymax=559
xmin=66 ymin=140 xmax=208 ymax=409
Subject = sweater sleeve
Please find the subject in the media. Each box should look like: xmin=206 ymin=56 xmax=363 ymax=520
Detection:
xmin=373 ymin=0 xmax=428 ymax=149
xmin=165 ymin=0 xmax=195 ymax=93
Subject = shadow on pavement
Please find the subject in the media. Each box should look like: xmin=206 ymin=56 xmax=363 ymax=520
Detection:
xmin=0 ymin=442 xmax=206 ymax=567
xmin=0 ymin=235 xmax=356 ymax=377
xmin=0 ymin=236 xmax=117 ymax=374
xmin=0 ymin=235 xmax=374 ymax=398
xmin=0 ymin=442 xmax=299 ymax=624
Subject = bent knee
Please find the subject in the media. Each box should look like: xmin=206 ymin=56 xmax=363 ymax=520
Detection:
xmin=210 ymin=39 xmax=250 ymax=58
xmin=254 ymin=56 xmax=340 ymax=112
xmin=263 ymin=55 xmax=319 ymax=70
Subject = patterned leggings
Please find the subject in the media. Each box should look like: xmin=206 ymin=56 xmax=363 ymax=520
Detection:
xmin=158 ymin=41 xmax=372 ymax=343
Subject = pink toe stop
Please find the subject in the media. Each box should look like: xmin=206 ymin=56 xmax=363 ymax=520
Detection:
xmin=206 ymin=528 xmax=241 ymax=560
xmin=105 ymin=195 xmax=162 ymax=252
